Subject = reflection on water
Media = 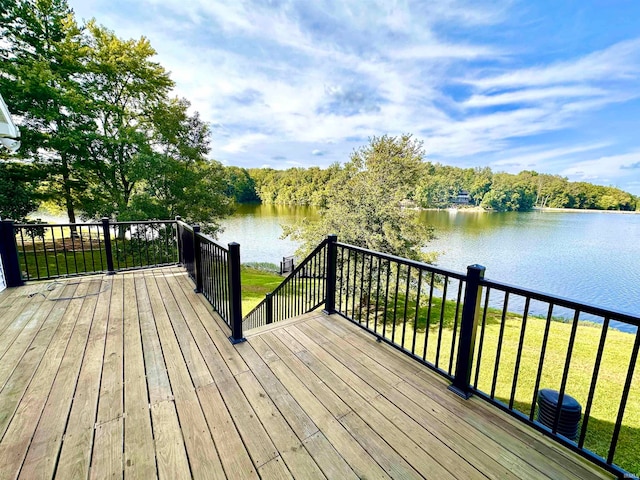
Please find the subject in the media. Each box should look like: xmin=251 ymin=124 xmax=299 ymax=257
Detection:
xmin=424 ymin=210 xmax=640 ymax=331
xmin=220 ymin=205 xmax=640 ymax=329
xmin=217 ymin=204 xmax=319 ymax=264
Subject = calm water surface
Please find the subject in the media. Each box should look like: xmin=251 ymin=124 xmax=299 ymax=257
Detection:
xmin=219 ymin=205 xmax=640 ymax=325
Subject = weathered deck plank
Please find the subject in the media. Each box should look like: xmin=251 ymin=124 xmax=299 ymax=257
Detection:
xmin=0 ymin=268 xmax=614 ymax=480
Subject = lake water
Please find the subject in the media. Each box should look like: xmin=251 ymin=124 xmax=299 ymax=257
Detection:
xmin=218 ymin=204 xmax=640 ymax=327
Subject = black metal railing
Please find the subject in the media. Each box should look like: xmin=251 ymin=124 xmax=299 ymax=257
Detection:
xmin=175 ymin=219 xmax=243 ymax=344
xmin=4 ymin=218 xmax=178 ymax=282
xmin=243 ymin=236 xmax=330 ymax=330
xmin=326 ymin=237 xmax=638 ymax=478
xmin=2 ymin=217 xmax=638 ymax=476
xmin=331 ymin=242 xmax=469 ymax=379
xmin=177 ymin=220 xmax=196 ymax=281
xmin=470 ymin=279 xmax=639 ymax=477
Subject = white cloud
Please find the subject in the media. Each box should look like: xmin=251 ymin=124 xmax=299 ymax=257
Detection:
xmin=220 ymin=133 xmax=269 ymax=153
xmin=66 ymin=0 xmax=640 ymax=193
xmin=466 ymin=38 xmax=640 ymax=91
xmin=463 ymin=86 xmax=607 ymax=108
xmin=561 ymin=152 xmax=640 ymax=182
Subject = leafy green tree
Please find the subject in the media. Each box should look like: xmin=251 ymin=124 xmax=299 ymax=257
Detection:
xmin=0 ymin=0 xmax=93 ymax=228
xmin=284 ymin=135 xmax=434 ymax=261
xmin=468 ymin=167 xmax=493 ymax=205
xmin=78 ymin=22 xmax=174 ymax=220
xmin=0 ymin=161 xmax=44 ymax=221
xmin=125 ymin=98 xmax=233 ymax=234
xmin=226 ymin=166 xmax=260 ymax=203
xmin=481 ymin=172 xmax=536 ymax=212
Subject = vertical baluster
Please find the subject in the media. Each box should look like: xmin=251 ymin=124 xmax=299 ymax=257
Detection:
xmin=401 ymin=265 xmax=411 ymax=349
xmin=41 ymin=226 xmax=51 ymax=279
xmin=351 ymin=251 xmax=358 ymax=321
xmin=509 ymin=297 xmax=531 ymax=410
xmin=448 ymin=280 xmax=464 ymax=375
xmin=473 ymin=288 xmax=491 ymax=389
xmin=365 ymin=254 xmax=374 ymax=329
xmin=391 ymin=263 xmax=401 ymax=343
xmin=88 ymin=225 xmax=97 ymax=272
xmin=422 ymin=272 xmax=435 ymax=361
xmin=411 ymin=270 xmax=423 ymax=355
xmin=50 ymin=226 xmax=60 ymax=277
xmin=382 ymin=259 xmax=391 ymax=339
xmin=373 ymin=256 xmax=382 ymax=335
xmin=358 ymin=251 xmax=366 ymax=323
xmin=29 ymin=226 xmax=39 ymax=279
xmin=19 ymin=228 xmax=30 ymax=281
xmin=578 ymin=317 xmax=610 ymax=448
xmin=338 ymin=247 xmax=345 ymax=313
xmin=490 ymin=291 xmax=510 ymax=399
xmin=529 ymin=303 xmax=555 ymax=421
xmin=551 ymin=309 xmax=581 ymax=435
xmin=607 ymin=329 xmax=639 ymax=464
xmin=435 ymin=278 xmax=449 ymax=369
xmin=60 ymin=226 xmax=69 ymax=276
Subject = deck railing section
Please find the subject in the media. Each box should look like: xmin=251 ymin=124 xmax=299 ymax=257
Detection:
xmin=176 ymin=219 xmax=244 ymax=343
xmin=177 ymin=220 xmax=196 ymax=281
xmin=1 ymin=220 xmax=637 ymax=476
xmin=326 ymin=236 xmax=638 ymax=478
xmin=243 ymin=236 xmax=329 ymax=330
xmin=5 ymin=218 xmax=178 ymax=282
xmin=330 ymin=241 xmax=469 ymax=380
xmin=471 ymin=279 xmax=639 ymax=476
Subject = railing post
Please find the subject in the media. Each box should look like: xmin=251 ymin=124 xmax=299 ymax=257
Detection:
xmin=0 ymin=220 xmax=24 ymax=287
xmin=192 ymin=225 xmax=203 ymax=293
xmin=266 ymin=292 xmax=273 ymax=324
xmin=101 ymin=217 xmax=115 ymax=275
xmin=323 ymin=234 xmax=338 ymax=315
xmin=227 ymin=242 xmax=245 ymax=344
xmin=449 ymin=264 xmax=486 ymax=399
xmin=175 ymin=216 xmax=182 ymax=265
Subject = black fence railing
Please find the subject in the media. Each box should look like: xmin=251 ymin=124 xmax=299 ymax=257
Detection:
xmin=280 ymin=255 xmax=294 ymax=275
xmin=471 ymin=279 xmax=639 ymax=477
xmin=177 ymin=220 xmax=196 ymax=281
xmin=327 ymin=238 xmax=639 ymax=478
xmin=1 ymin=219 xmax=637 ymax=476
xmin=3 ymin=218 xmax=178 ymax=282
xmin=175 ymin=219 xmax=243 ymax=344
xmin=243 ymin=236 xmax=329 ymax=330
xmin=331 ymin=242 xmax=468 ymax=379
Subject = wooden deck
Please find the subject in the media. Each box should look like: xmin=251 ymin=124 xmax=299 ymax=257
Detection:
xmin=0 ymin=267 xmax=612 ymax=479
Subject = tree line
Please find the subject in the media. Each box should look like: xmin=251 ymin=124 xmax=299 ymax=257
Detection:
xmin=242 ymin=163 xmax=639 ymax=212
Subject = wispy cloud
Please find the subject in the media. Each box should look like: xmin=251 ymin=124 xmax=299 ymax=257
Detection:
xmin=68 ymin=0 xmax=640 ymax=194
xmin=562 ymin=152 xmax=640 ymax=183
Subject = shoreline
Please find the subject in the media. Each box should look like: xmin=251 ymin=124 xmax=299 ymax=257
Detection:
xmin=419 ymin=206 xmax=639 ymax=214
xmin=532 ymin=206 xmax=640 ymax=214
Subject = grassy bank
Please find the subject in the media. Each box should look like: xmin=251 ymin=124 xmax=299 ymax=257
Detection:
xmin=370 ymin=306 xmax=639 ymax=476
xmin=240 ymin=266 xmax=283 ymax=314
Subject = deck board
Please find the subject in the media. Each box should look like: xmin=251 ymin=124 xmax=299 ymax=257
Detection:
xmin=0 ymin=267 xmax=615 ymax=479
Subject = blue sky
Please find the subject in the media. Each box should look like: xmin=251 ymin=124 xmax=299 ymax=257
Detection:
xmin=69 ymin=0 xmax=640 ymax=194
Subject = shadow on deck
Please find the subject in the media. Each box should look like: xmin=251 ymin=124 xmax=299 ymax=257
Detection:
xmin=0 ymin=267 xmax=612 ymax=479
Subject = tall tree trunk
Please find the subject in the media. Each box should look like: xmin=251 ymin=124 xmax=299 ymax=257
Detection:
xmin=61 ymin=152 xmax=78 ymax=236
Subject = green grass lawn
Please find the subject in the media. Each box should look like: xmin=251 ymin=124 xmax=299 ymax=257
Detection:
xmin=363 ymin=301 xmax=640 ymax=477
xmin=17 ymin=239 xmax=177 ymax=279
xmin=240 ymin=266 xmax=284 ymax=314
